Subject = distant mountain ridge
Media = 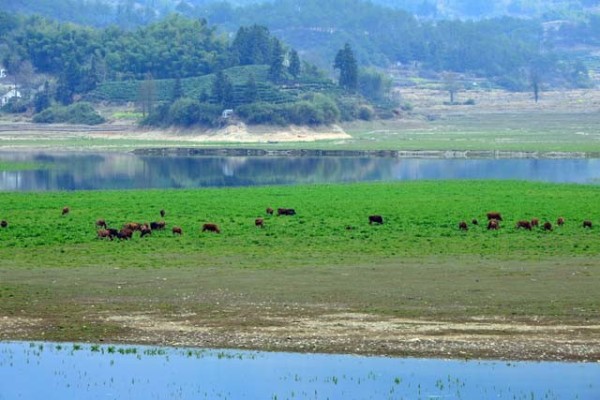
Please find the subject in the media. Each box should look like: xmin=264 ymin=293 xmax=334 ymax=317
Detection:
xmin=2 ymin=0 xmax=599 ymax=24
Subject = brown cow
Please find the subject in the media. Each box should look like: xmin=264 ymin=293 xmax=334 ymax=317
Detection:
xmin=543 ymin=221 xmax=553 ymax=231
xmin=160 ymin=209 xmax=166 ymax=218
xmin=96 ymin=219 xmax=107 ymax=229
xmin=202 ymin=223 xmax=220 ymax=234
xmin=117 ymin=228 xmax=133 ymax=240
xmin=266 ymin=207 xmax=274 ymax=215
xmin=255 ymin=218 xmax=264 ymax=228
xmin=486 ymin=212 xmax=502 ymax=221
xmin=369 ymin=215 xmax=384 ymax=225
xmin=583 ymin=220 xmax=593 ymax=229
xmin=277 ymin=208 xmax=296 ymax=216
xmin=97 ymin=229 xmax=113 ymax=240
xmin=62 ymin=207 xmax=70 ymax=216
xmin=531 ymin=218 xmax=539 ymax=227
xmin=172 ymin=226 xmax=183 ymax=235
xmin=124 ymin=222 xmax=140 ymax=231
xmin=557 ymin=217 xmax=565 ymax=226
xmin=516 ymin=220 xmax=532 ymax=230
xmin=0 ymin=220 xmax=7 ymax=228
xmin=140 ymin=224 xmax=152 ymax=237
xmin=471 ymin=219 xmax=478 ymax=225
xmin=487 ymin=219 xmax=499 ymax=230
xmin=458 ymin=221 xmax=468 ymax=231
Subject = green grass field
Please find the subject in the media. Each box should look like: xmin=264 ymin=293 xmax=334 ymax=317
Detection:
xmin=1 ymin=181 xmax=599 ymax=350
xmin=1 ymin=180 xmax=600 ymax=265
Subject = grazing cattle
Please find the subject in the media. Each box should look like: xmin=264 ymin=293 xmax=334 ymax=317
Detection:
xmin=345 ymin=225 xmax=354 ymax=230
xmin=96 ymin=219 xmax=107 ymax=229
xmin=160 ymin=209 xmax=166 ymax=218
xmin=516 ymin=220 xmax=532 ymax=230
xmin=62 ymin=207 xmax=70 ymax=216
xmin=471 ymin=219 xmax=478 ymax=225
xmin=150 ymin=221 xmax=166 ymax=230
xmin=140 ymin=224 xmax=152 ymax=237
xmin=487 ymin=219 xmax=499 ymax=230
xmin=202 ymin=223 xmax=220 ymax=234
xmin=531 ymin=218 xmax=539 ymax=227
xmin=266 ymin=207 xmax=274 ymax=215
xmin=583 ymin=220 xmax=593 ymax=229
xmin=172 ymin=226 xmax=183 ymax=235
xmin=255 ymin=218 xmax=264 ymax=228
xmin=369 ymin=215 xmax=384 ymax=225
xmin=557 ymin=217 xmax=565 ymax=226
xmin=543 ymin=221 xmax=553 ymax=231
xmin=124 ymin=222 xmax=140 ymax=231
xmin=277 ymin=208 xmax=296 ymax=216
xmin=106 ymin=228 xmax=119 ymax=238
xmin=0 ymin=220 xmax=7 ymax=228
xmin=117 ymin=228 xmax=133 ymax=240
xmin=486 ymin=212 xmax=502 ymax=221
xmin=458 ymin=221 xmax=468 ymax=231
xmin=97 ymin=229 xmax=112 ymax=240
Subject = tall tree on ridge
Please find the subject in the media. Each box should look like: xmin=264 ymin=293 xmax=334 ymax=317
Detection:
xmin=334 ymin=43 xmax=358 ymax=92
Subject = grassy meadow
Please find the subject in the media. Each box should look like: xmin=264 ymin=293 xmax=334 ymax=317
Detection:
xmin=0 ymin=180 xmax=599 ymax=338
xmin=1 ymin=180 xmax=600 ymax=265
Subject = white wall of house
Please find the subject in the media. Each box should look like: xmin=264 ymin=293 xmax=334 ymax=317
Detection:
xmin=0 ymin=88 xmax=21 ymax=107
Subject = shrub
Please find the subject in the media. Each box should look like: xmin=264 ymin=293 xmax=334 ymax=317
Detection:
xmin=169 ymin=98 xmax=202 ymax=126
xmin=358 ymin=105 xmax=375 ymax=121
xmin=1 ymin=97 xmax=28 ymax=114
xmin=32 ymin=102 xmax=105 ymax=125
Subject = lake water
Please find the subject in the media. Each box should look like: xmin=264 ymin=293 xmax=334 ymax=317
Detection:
xmin=0 ymin=341 xmax=598 ymax=400
xmin=1 ymin=151 xmax=600 ymax=191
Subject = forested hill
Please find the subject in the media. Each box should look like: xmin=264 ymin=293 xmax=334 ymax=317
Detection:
xmin=2 ymin=0 xmax=599 ymax=23
xmin=2 ymin=0 xmax=598 ymax=90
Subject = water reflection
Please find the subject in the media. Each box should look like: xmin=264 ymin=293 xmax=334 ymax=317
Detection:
xmin=1 ymin=151 xmax=600 ymax=191
xmin=0 ymin=341 xmax=597 ymax=400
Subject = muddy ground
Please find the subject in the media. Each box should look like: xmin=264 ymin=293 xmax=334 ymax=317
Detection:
xmin=2 ymin=311 xmax=599 ymax=362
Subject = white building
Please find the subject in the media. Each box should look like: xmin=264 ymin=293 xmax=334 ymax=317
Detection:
xmin=0 ymin=87 xmax=21 ymax=107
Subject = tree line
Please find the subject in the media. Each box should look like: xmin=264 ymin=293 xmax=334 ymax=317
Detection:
xmin=1 ymin=11 xmax=383 ymax=127
xmin=2 ymin=0 xmax=597 ymax=91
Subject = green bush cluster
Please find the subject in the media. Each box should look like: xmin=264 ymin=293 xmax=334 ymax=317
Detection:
xmin=32 ymin=102 xmax=105 ymax=125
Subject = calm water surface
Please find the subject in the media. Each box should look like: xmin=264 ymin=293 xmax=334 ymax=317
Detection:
xmin=1 ymin=151 xmax=600 ymax=191
xmin=0 ymin=342 xmax=597 ymax=400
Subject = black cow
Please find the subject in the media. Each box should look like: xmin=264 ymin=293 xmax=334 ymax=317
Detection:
xmin=277 ymin=208 xmax=296 ymax=216
xmin=369 ymin=215 xmax=384 ymax=225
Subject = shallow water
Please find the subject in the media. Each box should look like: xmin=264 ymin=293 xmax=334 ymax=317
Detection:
xmin=1 ymin=151 xmax=600 ymax=191
xmin=0 ymin=341 xmax=598 ymax=399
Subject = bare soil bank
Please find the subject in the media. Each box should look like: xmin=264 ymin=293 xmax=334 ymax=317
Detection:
xmin=0 ymin=121 xmax=350 ymax=145
xmin=2 ymin=311 xmax=598 ymax=362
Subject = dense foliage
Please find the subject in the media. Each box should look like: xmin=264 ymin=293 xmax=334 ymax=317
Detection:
xmin=2 ymin=12 xmax=370 ymax=126
xmin=32 ymin=102 xmax=105 ymax=124
xmin=2 ymin=0 xmax=597 ymax=92
xmin=1 ymin=0 xmax=597 ymax=127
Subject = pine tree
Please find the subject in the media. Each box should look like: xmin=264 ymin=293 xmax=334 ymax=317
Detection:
xmin=334 ymin=43 xmax=358 ymax=92
xmin=212 ymin=70 xmax=233 ymax=107
xmin=269 ymin=39 xmax=285 ymax=83
xmin=288 ymin=49 xmax=301 ymax=79
xmin=172 ymin=77 xmax=183 ymax=101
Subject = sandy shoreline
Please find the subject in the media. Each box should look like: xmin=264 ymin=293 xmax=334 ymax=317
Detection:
xmin=0 ymin=121 xmax=351 ymax=144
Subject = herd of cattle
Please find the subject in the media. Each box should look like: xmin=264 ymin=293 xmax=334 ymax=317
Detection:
xmin=88 ymin=207 xmax=300 ymax=240
xmin=0 ymin=206 xmax=593 ymax=239
xmin=458 ymin=212 xmax=591 ymax=232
